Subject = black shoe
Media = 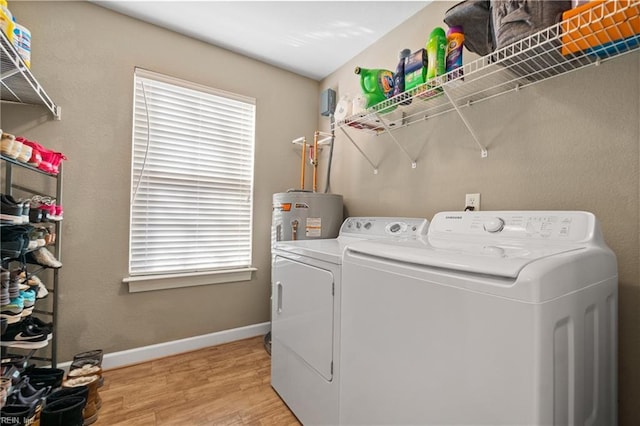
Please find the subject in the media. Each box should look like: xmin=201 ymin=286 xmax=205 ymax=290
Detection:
xmin=1 ymin=225 xmax=33 ymax=259
xmin=46 ymin=386 xmax=89 ymax=406
xmin=1 ymin=322 xmax=48 ymax=349
xmin=40 ymin=396 xmax=85 ymax=426
xmin=0 ymin=404 xmax=35 ymax=426
xmin=24 ymin=367 xmax=65 ymax=390
xmin=22 ymin=316 xmax=53 ymax=336
xmin=5 ymin=378 xmax=49 ymax=411
xmin=0 ymin=194 xmax=23 ymax=225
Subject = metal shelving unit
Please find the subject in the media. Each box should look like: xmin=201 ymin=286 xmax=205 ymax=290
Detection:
xmin=0 ymin=31 xmax=60 ymax=119
xmin=1 ymin=155 xmax=63 ymax=367
xmin=1 ymin=24 xmax=63 ymax=366
xmin=335 ymin=0 xmax=640 ymax=170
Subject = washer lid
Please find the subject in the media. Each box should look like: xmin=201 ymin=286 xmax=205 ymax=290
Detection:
xmin=345 ymin=238 xmax=586 ymax=278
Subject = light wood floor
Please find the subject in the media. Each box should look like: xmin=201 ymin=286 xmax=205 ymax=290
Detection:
xmin=94 ymin=336 xmax=301 ymax=425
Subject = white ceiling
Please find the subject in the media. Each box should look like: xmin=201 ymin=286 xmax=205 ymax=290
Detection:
xmin=92 ymin=1 xmax=431 ymax=80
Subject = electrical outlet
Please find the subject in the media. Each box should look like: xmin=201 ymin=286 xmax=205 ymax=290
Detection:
xmin=465 ymin=193 xmax=480 ymax=211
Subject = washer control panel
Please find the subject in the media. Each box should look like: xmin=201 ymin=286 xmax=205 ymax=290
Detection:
xmin=430 ymin=211 xmax=595 ymax=242
xmin=340 ymin=217 xmax=428 ymax=238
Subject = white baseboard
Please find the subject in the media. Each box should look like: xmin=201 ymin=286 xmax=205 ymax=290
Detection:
xmin=57 ymin=322 xmax=271 ymax=372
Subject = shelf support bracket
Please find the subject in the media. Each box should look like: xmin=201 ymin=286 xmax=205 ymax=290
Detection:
xmin=339 ymin=126 xmax=379 ymax=174
xmin=443 ymin=86 xmax=488 ymax=158
xmin=373 ymin=112 xmax=417 ymax=168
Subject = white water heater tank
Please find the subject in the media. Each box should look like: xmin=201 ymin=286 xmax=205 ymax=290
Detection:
xmin=272 ymin=191 xmax=343 ymax=244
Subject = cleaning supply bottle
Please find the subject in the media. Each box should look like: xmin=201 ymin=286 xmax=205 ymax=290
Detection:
xmin=404 ymin=49 xmax=427 ymax=93
xmin=392 ymin=49 xmax=412 ymax=105
xmin=354 ymin=66 xmax=395 ymax=109
xmin=0 ymin=0 xmax=14 ymax=43
xmin=11 ymin=18 xmax=31 ymax=68
xmin=426 ymin=27 xmax=447 ymax=93
xmin=446 ymin=26 xmax=464 ymax=81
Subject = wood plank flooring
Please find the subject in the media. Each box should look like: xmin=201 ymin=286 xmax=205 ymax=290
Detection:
xmin=94 ymin=336 xmax=300 ymax=425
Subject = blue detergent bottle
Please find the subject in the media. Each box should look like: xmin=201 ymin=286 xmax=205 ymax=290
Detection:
xmin=392 ymin=49 xmax=412 ymax=105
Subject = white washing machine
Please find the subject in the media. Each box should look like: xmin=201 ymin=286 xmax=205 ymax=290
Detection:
xmin=271 ymin=217 xmax=429 ymax=425
xmin=340 ymin=211 xmax=618 ymax=426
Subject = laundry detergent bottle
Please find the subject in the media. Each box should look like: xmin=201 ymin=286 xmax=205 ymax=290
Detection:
xmin=392 ymin=48 xmax=412 ymax=105
xmin=446 ymin=26 xmax=464 ymax=80
xmin=354 ymin=66 xmax=395 ymax=109
xmin=426 ymin=27 xmax=447 ymax=84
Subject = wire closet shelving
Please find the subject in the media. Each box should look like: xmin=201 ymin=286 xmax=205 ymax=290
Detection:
xmin=334 ymin=0 xmax=640 ymax=169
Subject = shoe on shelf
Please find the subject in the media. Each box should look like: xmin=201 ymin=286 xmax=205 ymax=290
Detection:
xmin=1 ymin=132 xmax=20 ymax=159
xmin=1 ymin=194 xmax=23 ymax=225
xmin=0 ymin=321 xmax=48 ymax=349
xmin=19 ymin=290 xmax=36 ymax=318
xmin=1 ymin=296 xmax=24 ymax=324
xmin=1 ymin=225 xmax=34 ymax=260
xmin=1 ymin=269 xmax=9 ymax=306
xmin=28 ymin=208 xmax=43 ymax=223
xmin=15 ymin=143 xmax=32 ymax=164
xmin=25 ymin=248 xmax=62 ymax=269
xmin=27 ymin=147 xmax=42 ymax=167
xmin=5 ymin=376 xmax=49 ymax=410
xmin=51 ymin=205 xmax=63 ymax=222
xmin=22 ymin=316 xmax=52 ymax=338
xmin=20 ymin=274 xmax=48 ymax=300
xmin=15 ymin=137 xmax=67 ymax=176
xmin=9 ymin=270 xmax=23 ymax=299
xmin=1 ymin=355 xmax=27 ymax=372
xmin=29 ymin=228 xmax=46 ymax=248
xmin=20 ymin=201 xmax=30 ymax=226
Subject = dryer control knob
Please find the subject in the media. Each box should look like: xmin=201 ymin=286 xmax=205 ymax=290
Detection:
xmin=483 ymin=217 xmax=505 ymax=233
xmin=364 ymin=222 xmax=372 ymax=230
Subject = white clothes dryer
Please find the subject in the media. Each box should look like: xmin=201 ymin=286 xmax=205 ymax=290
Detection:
xmin=271 ymin=217 xmax=429 ymax=425
xmin=340 ymin=211 xmax=617 ymax=425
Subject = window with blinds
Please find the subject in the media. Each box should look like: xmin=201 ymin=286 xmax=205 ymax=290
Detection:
xmin=129 ymin=69 xmax=256 ymax=277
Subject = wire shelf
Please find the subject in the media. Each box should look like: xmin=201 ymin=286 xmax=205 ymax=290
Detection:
xmin=335 ymin=0 xmax=640 ymax=141
xmin=0 ymin=31 xmax=60 ymax=118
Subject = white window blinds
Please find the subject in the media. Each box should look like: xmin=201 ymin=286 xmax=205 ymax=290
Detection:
xmin=129 ymin=69 xmax=256 ymax=277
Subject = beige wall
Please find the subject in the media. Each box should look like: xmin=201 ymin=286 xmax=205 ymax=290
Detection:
xmin=2 ymin=1 xmax=318 ymax=360
xmin=319 ymin=1 xmax=639 ymax=424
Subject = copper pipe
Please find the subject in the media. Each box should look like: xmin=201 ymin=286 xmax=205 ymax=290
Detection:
xmin=300 ymin=138 xmax=306 ymax=190
xmin=313 ymin=131 xmax=319 ymax=192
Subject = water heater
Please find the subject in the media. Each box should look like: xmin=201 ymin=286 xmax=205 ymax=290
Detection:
xmin=272 ymin=191 xmax=343 ymax=245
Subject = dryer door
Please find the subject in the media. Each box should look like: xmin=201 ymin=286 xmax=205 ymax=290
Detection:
xmin=272 ymin=256 xmax=334 ymax=381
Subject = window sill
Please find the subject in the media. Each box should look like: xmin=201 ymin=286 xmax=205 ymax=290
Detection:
xmin=123 ymin=268 xmax=257 ymax=293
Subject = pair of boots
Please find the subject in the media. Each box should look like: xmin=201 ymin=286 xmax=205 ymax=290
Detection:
xmin=40 ymin=374 xmax=100 ymax=426
xmin=40 ymin=349 xmax=103 ymax=426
